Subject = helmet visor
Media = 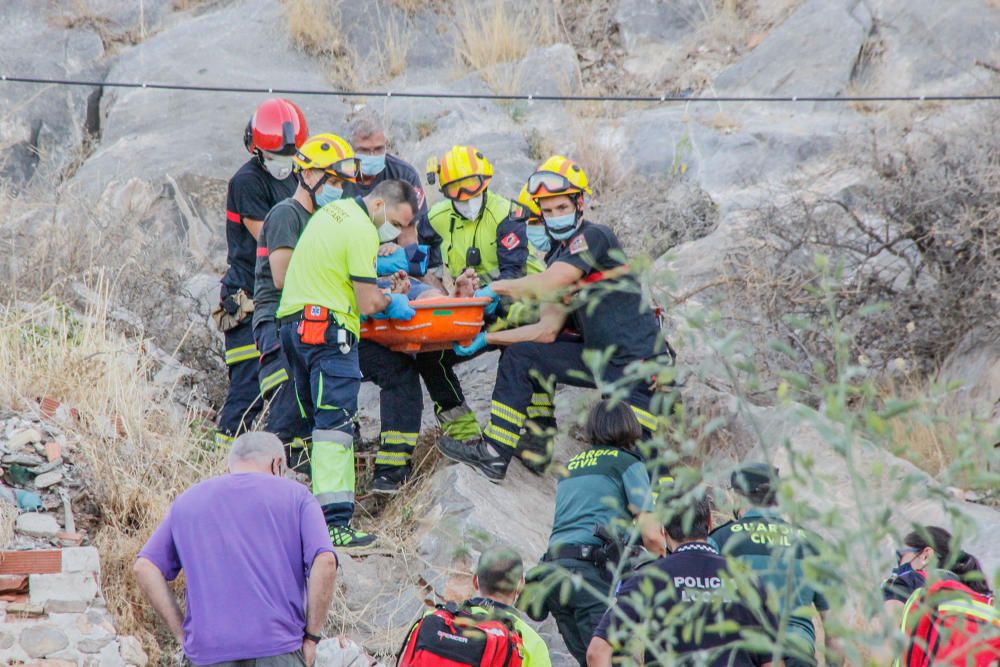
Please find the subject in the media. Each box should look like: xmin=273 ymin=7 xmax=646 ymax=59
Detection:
xmin=327 ymin=157 xmax=360 ymax=183
xmin=527 ymin=171 xmax=577 ymax=198
xmin=442 ymin=175 xmax=487 ymax=201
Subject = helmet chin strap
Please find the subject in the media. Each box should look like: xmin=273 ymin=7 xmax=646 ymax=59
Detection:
xmin=300 ymin=172 xmax=330 ymax=210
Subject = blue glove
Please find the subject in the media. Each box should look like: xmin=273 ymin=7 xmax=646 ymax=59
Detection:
xmin=405 ymin=244 xmax=430 ymax=276
xmin=372 ymin=293 xmax=416 ymax=321
xmin=475 ymin=285 xmax=500 ymax=317
xmin=453 ymin=332 xmax=487 ymax=356
xmin=376 ymin=249 xmax=409 ymax=276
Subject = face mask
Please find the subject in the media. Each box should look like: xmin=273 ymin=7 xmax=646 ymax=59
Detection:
xmin=262 ymin=155 xmax=293 ymax=180
xmin=454 ymin=195 xmax=483 ymax=220
xmin=315 ymin=184 xmax=342 ymax=208
xmin=359 ymin=153 xmax=387 ymax=176
xmin=379 ymin=220 xmax=401 ymax=242
xmin=544 ymin=212 xmax=578 ymax=240
xmin=526 ymin=225 xmax=551 ymax=253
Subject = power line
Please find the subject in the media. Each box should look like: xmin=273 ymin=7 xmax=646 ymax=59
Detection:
xmin=2 ymin=74 xmax=999 ymax=104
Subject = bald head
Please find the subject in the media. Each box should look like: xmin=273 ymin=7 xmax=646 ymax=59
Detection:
xmin=229 ymin=432 xmax=285 ymax=474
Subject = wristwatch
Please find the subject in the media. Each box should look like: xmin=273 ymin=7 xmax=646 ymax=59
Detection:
xmin=303 ymin=630 xmax=323 ymax=644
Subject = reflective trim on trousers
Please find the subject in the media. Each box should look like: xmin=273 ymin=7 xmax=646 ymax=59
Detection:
xmin=315 ymin=490 xmax=355 ymax=506
xmin=436 ymin=402 xmax=473 ymax=424
xmin=491 ymin=400 xmax=526 ymax=428
xmin=629 ymin=404 xmax=658 ymax=431
xmin=526 ymin=405 xmax=555 ymax=419
xmin=530 ymin=392 xmax=553 ymax=407
xmin=259 ymin=367 xmax=289 ymax=394
xmin=381 ymin=430 xmax=418 ymax=446
xmin=214 ymin=432 xmax=234 ymax=447
xmin=311 ymin=430 xmax=355 ymax=506
xmin=374 ymin=450 xmax=411 ymax=466
xmin=484 ymin=422 xmax=519 ymax=449
xmin=225 ymin=343 xmax=260 ymax=365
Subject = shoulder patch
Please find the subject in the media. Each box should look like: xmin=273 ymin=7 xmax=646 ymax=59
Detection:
xmin=501 ymin=231 xmax=521 ymax=251
xmin=569 ymin=234 xmax=589 ymax=255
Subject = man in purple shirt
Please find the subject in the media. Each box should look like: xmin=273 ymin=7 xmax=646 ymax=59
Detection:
xmin=134 ymin=432 xmax=338 ymax=666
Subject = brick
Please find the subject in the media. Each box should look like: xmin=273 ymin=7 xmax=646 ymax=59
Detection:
xmin=60 ymin=548 xmax=100 ymax=576
xmin=29 ymin=573 xmax=98 ymax=606
xmin=0 ymin=574 xmax=28 ymax=594
xmin=0 ymin=550 xmax=61 ymax=575
xmin=44 ymin=441 xmax=61 ymax=463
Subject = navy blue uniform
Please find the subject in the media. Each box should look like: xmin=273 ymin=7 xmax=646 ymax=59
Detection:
xmin=594 ymin=542 xmax=776 ymax=666
xmin=216 ymin=159 xmax=296 ymax=444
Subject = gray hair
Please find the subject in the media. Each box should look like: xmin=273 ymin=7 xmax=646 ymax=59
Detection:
xmin=229 ymin=432 xmax=284 ymax=468
xmin=349 ymin=112 xmax=386 ymax=143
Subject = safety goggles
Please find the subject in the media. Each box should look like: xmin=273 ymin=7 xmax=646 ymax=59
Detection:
xmin=526 ymin=171 xmax=577 ymax=197
xmin=442 ymin=175 xmax=487 ymax=201
xmin=895 ymin=546 xmax=921 ymax=563
xmin=325 ymin=157 xmax=360 ymax=182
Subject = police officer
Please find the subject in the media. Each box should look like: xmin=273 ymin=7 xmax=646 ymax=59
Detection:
xmin=587 ymin=491 xmax=778 ymax=667
xmin=253 ymin=133 xmax=359 ymax=467
xmin=214 ymin=98 xmax=308 ymax=447
xmin=414 ymin=146 xmax=543 ymax=447
xmin=528 ymin=401 xmax=665 ymax=666
xmin=276 ymin=179 xmax=420 ymax=548
xmin=709 ymin=464 xmax=831 ymax=667
xmin=437 ymin=156 xmax=669 ymax=482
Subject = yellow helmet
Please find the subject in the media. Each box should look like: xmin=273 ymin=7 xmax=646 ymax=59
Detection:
xmin=526 ymin=155 xmax=591 ymax=199
xmin=516 ymin=183 xmax=542 ymax=222
xmin=293 ymin=133 xmax=359 ymax=183
xmin=425 ymin=145 xmax=493 ymax=201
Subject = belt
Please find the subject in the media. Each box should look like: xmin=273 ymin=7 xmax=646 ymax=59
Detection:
xmin=544 ymin=544 xmax=601 ymax=563
xmin=277 ymin=313 xmax=303 ymax=327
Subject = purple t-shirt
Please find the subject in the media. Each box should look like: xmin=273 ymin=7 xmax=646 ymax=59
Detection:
xmin=138 ymin=473 xmax=335 ymax=665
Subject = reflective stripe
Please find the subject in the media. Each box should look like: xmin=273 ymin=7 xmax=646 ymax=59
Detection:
xmin=290 ymin=437 xmax=308 ymax=449
xmin=314 ymin=429 xmax=352 ymax=448
xmin=315 ymin=491 xmax=355 ymax=506
xmin=256 ymin=246 xmax=268 ymax=257
xmin=526 ymin=406 xmax=555 ymax=419
xmin=936 ymin=600 xmax=1000 ymax=622
xmin=375 ymin=451 xmax=411 ymax=466
xmin=214 ymin=432 xmax=234 ymax=447
xmin=226 ymin=209 xmax=241 ymax=224
xmin=530 ymin=392 xmax=553 ymax=407
xmin=437 ymin=403 xmax=473 ymax=424
xmin=629 ymin=405 xmax=658 ymax=431
xmin=491 ymin=400 xmax=525 ymax=427
xmin=225 ymin=344 xmax=260 ymax=365
xmin=259 ymin=368 xmax=288 ymax=394
xmin=381 ymin=431 xmax=418 ymax=446
xmin=484 ymin=423 xmax=519 ymax=448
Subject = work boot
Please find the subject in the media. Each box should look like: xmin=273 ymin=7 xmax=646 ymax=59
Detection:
xmin=328 ymin=525 xmax=377 ymax=549
xmin=436 ymin=436 xmax=509 ymax=483
xmin=371 ymin=465 xmax=411 ymax=495
xmin=515 ymin=431 xmax=553 ymax=475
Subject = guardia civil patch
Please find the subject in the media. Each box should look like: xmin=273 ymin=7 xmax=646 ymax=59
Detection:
xmin=569 ymin=234 xmax=589 ymax=255
xmin=501 ymin=232 xmax=521 ymax=250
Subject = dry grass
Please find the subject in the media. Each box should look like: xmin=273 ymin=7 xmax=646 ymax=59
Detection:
xmin=281 ymin=0 xmax=358 ymax=87
xmin=0 ymin=278 xmax=224 ymax=662
xmin=565 ymin=116 xmax=629 ymax=198
xmin=453 ymin=0 xmax=559 ymax=93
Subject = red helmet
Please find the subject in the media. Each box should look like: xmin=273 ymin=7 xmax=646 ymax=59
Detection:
xmin=243 ymin=98 xmax=308 ymax=157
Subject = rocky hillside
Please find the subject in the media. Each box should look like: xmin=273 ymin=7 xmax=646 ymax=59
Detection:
xmin=2 ymin=0 xmax=1000 ymax=664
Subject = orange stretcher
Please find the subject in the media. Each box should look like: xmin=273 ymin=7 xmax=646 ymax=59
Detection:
xmin=359 ymin=296 xmax=491 ymax=353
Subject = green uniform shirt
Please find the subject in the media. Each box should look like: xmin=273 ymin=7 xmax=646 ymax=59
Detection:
xmin=708 ymin=508 xmax=829 ymax=648
xmin=548 ymin=447 xmax=653 ymax=549
xmin=463 ymin=598 xmax=552 ymax=667
xmin=276 ymin=197 xmax=378 ymax=337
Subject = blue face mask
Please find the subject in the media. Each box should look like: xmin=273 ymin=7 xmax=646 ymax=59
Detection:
xmin=359 ymin=153 xmax=386 ymax=176
xmin=526 ymin=225 xmax=551 ymax=253
xmin=544 ymin=212 xmax=578 ymax=240
xmin=315 ymin=184 xmax=342 ymax=207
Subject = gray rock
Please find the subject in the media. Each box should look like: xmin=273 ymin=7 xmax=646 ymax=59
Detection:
xmin=15 ymin=512 xmax=60 ymax=538
xmin=119 ymin=634 xmax=148 ymax=666
xmin=19 ymin=623 xmax=69 ymax=658
xmin=2 ymin=452 xmax=46 ymax=466
xmin=0 ymin=629 xmax=14 ymax=650
xmin=29 ymin=573 xmax=99 ymax=606
xmin=98 ymin=639 xmax=127 ymax=667
xmin=615 ymin=0 xmax=705 ymax=51
xmin=34 ymin=469 xmax=64 ymax=489
xmin=714 ymin=0 xmax=873 ymax=100
xmin=7 ymin=428 xmax=43 ymax=450
xmin=62 ymin=546 xmax=102 ymax=575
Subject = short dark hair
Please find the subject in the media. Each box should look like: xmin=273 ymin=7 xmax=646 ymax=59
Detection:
xmin=731 ymin=463 xmax=779 ymax=507
xmin=585 ymin=400 xmax=642 ymax=451
xmin=904 ymin=525 xmax=992 ymax=596
xmin=371 ymin=178 xmax=419 ymax=216
xmin=664 ymin=491 xmax=712 ymax=542
xmin=475 ymin=549 xmax=523 ymax=596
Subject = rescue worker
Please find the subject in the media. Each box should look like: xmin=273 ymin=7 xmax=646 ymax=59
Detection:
xmin=344 ymin=112 xmax=432 ymax=277
xmin=276 ymin=179 xmax=420 ymax=548
xmin=587 ymin=490 xmax=778 ymax=666
xmin=214 ymin=98 xmax=308 ymax=447
xmin=709 ymin=464 xmax=831 ymax=667
xmin=253 ymin=133 xmax=359 ymax=467
xmin=436 ymin=156 xmax=669 ymax=483
xmin=414 ymin=146 xmax=541 ymax=449
xmin=527 ymin=400 xmax=665 ymax=666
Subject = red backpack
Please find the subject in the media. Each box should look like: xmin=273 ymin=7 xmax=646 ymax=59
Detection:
xmin=898 ymin=580 xmax=1000 ymax=667
xmin=398 ymin=602 xmax=525 ymax=667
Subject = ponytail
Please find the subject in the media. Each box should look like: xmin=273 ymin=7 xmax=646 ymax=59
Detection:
xmin=953 ymin=551 xmax=993 ymax=597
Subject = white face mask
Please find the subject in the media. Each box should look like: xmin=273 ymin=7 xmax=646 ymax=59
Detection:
xmin=379 ymin=220 xmax=401 ymax=242
xmin=454 ymin=195 xmax=483 ymax=220
xmin=262 ymin=155 xmax=293 ymax=180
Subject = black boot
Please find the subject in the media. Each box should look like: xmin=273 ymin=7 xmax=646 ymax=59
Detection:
xmin=436 ymin=436 xmax=510 ymax=483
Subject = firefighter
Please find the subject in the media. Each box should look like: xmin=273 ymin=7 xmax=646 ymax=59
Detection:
xmin=436 ymin=156 xmax=670 ymax=482
xmin=253 ymin=133 xmax=359 ymax=467
xmin=276 ymin=179 xmax=421 ymax=548
xmin=214 ymin=98 xmax=308 ymax=448
xmin=414 ymin=146 xmax=542 ymax=447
